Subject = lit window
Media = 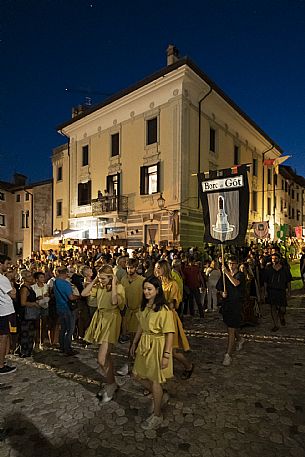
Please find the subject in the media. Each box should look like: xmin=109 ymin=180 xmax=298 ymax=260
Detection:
xmin=140 ymin=163 xmax=160 ymax=195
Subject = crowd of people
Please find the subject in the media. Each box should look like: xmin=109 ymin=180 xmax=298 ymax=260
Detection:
xmin=0 ymin=240 xmax=303 ymax=430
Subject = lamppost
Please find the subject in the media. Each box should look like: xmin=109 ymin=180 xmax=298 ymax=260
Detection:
xmin=157 ymin=193 xmax=179 ymax=243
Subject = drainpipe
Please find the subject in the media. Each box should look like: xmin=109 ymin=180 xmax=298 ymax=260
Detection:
xmin=261 ymin=144 xmax=274 ymax=220
xmin=59 ymin=131 xmax=70 ymax=230
xmin=197 ymin=88 xmax=212 ymax=208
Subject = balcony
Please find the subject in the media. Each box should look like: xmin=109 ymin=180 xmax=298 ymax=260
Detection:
xmin=92 ymin=195 xmax=128 ymax=217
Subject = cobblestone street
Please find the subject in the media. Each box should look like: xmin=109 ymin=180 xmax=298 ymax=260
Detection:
xmin=1 ymin=294 xmax=305 ymax=457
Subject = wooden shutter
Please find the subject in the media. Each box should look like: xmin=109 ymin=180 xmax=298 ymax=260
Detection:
xmin=156 ymin=162 xmax=161 ymax=193
xmin=106 ymin=175 xmax=112 ymax=193
xmin=140 ymin=166 xmax=147 ymax=195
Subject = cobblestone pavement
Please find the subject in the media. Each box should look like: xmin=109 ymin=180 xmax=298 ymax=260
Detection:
xmin=1 ymin=293 xmax=305 ymax=457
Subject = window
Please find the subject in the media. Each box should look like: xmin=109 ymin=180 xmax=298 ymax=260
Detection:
xmin=0 ymin=192 xmax=5 ymax=201
xmin=282 ymin=179 xmax=284 ymax=190
xmin=234 ymin=145 xmax=240 ymax=165
xmin=285 ymin=181 xmax=288 ymax=192
xmin=252 ymin=158 xmax=258 ymax=177
xmin=78 ymin=181 xmax=91 ymax=206
xmin=292 ymin=189 xmax=295 ymax=199
xmin=252 ymin=191 xmax=257 ymax=212
xmin=106 ymin=173 xmax=120 ymax=196
xmin=281 ymin=199 xmax=284 ymax=212
xmin=111 ymin=133 xmax=120 ymax=157
xmin=0 ymin=214 xmax=5 ymax=226
xmin=16 ymin=242 xmax=23 ymax=257
xmin=274 ymin=174 xmax=277 ymax=186
xmin=82 ymin=145 xmax=89 ymax=166
xmin=209 ymin=128 xmax=216 ymax=152
xmin=267 ymin=168 xmax=272 ymax=185
xmin=57 ymin=166 xmax=63 ymax=181
xmin=146 ymin=117 xmax=158 ymax=145
xmin=56 ymin=200 xmax=62 ymax=217
xmin=21 ymin=210 xmax=29 ymax=228
xmin=25 ymin=211 xmax=29 ymax=228
xmin=267 ymin=197 xmax=271 ymax=215
xmin=297 ymin=210 xmax=300 ymax=221
xmin=297 ymin=193 xmax=299 ymax=202
xmin=16 ymin=194 xmax=20 ymax=202
xmin=274 ymin=196 xmax=277 ymax=209
xmin=292 ymin=208 xmax=295 ymax=219
xmin=25 ymin=192 xmax=30 ymax=201
xmin=140 ymin=163 xmax=160 ymax=195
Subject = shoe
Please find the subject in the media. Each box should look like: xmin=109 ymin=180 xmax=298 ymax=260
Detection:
xmin=117 ymin=363 xmax=129 ymax=376
xmin=181 ymin=363 xmax=194 ymax=380
xmin=141 ymin=414 xmax=163 ymax=430
xmin=97 ymin=383 xmax=118 ymax=403
xmin=0 ymin=365 xmax=17 ymax=375
xmin=65 ymin=349 xmax=79 ymax=356
xmin=222 ymin=353 xmax=232 ymax=366
xmin=236 ymin=337 xmax=245 ymax=352
xmin=118 ymin=335 xmax=130 ymax=344
xmin=148 ymin=391 xmax=169 ymax=415
xmin=271 ymin=326 xmax=279 ymax=332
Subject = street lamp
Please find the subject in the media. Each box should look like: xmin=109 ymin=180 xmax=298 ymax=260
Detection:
xmin=157 ymin=193 xmax=166 ymax=211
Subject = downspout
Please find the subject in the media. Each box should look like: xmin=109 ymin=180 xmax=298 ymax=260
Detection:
xmin=59 ymin=130 xmax=70 ymax=229
xmin=197 ymin=88 xmax=212 ymax=208
xmin=261 ymin=144 xmax=274 ymax=220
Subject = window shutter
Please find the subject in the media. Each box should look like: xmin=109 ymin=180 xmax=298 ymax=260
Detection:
xmin=156 ymin=162 xmax=161 ymax=193
xmin=117 ymin=173 xmax=121 ymax=196
xmin=88 ymin=181 xmax=91 ymax=202
xmin=78 ymin=183 xmax=81 ymax=206
xmin=140 ymin=166 xmax=146 ymax=195
xmin=106 ymin=175 xmax=112 ymax=193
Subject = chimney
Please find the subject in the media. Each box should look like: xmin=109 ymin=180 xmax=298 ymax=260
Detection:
xmin=13 ymin=173 xmax=27 ymax=186
xmin=166 ymin=44 xmax=180 ymax=66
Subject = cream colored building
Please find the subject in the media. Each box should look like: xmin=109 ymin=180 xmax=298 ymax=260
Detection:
xmin=273 ymin=165 xmax=305 ymax=238
xmin=53 ymin=46 xmax=287 ymax=248
xmin=0 ymin=174 xmax=53 ymax=259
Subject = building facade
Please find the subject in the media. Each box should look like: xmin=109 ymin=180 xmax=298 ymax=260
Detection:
xmin=0 ymin=174 xmax=53 ymax=259
xmin=52 ymin=47 xmax=288 ymax=248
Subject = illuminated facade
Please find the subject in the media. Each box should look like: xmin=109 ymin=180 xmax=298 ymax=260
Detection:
xmin=52 ymin=47 xmax=289 ymax=247
xmin=0 ymin=174 xmax=52 ymax=259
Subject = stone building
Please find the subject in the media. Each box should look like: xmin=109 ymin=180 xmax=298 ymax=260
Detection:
xmin=0 ymin=173 xmax=53 ymax=259
xmin=52 ymin=45 xmax=286 ymax=248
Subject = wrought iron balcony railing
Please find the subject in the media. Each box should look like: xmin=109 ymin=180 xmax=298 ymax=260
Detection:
xmin=91 ymin=195 xmax=128 ymax=216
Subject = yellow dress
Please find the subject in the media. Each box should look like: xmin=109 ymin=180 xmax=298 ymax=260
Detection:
xmin=84 ymin=284 xmax=125 ymax=345
xmin=133 ymin=305 xmax=175 ymax=383
xmin=121 ymin=275 xmax=145 ymax=333
xmin=162 ymin=279 xmax=190 ymax=352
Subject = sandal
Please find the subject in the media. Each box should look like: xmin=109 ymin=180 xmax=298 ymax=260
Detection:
xmin=181 ymin=363 xmax=194 ymax=380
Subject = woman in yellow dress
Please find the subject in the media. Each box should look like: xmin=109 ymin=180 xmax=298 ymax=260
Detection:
xmin=82 ymin=265 xmax=125 ymax=403
xmin=154 ymin=260 xmax=194 ymax=379
xmin=131 ymin=276 xmax=175 ymax=430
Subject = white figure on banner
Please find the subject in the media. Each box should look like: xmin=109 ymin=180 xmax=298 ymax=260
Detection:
xmin=212 ymin=196 xmax=235 ymax=241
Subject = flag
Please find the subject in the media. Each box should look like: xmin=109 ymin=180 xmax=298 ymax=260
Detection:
xmin=295 ymin=226 xmax=303 ymax=239
xmin=197 ymin=164 xmax=249 ymax=245
xmin=263 ymin=159 xmax=275 ymax=166
xmin=274 ymin=155 xmax=291 ymax=173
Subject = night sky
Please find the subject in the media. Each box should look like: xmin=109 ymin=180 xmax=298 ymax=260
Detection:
xmin=1 ymin=0 xmax=305 ymax=183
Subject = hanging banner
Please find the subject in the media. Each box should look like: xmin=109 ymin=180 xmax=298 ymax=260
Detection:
xmin=197 ymin=164 xmax=249 ymax=245
xmin=252 ymin=221 xmax=269 ymax=239
xmin=295 ymin=226 xmax=303 ymax=239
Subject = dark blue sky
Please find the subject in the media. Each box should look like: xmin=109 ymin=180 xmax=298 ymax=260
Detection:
xmin=1 ymin=0 xmax=305 ymax=183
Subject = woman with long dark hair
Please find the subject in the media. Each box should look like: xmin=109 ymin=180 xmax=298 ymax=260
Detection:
xmin=131 ymin=276 xmax=175 ymax=430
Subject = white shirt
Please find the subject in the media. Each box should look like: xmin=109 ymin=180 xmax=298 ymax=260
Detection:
xmin=0 ymin=273 xmax=15 ymax=316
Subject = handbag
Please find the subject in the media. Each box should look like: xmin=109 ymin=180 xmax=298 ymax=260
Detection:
xmin=54 ymin=281 xmax=78 ymax=311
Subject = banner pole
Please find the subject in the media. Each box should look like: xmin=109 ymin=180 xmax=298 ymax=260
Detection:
xmin=221 ymin=243 xmax=226 ymax=293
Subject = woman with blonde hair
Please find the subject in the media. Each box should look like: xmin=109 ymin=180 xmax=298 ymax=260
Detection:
xmin=154 ymin=260 xmax=194 ymax=379
xmin=82 ymin=265 xmax=125 ymax=403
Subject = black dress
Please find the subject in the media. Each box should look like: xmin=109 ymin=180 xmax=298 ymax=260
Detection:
xmin=217 ymin=271 xmax=245 ymax=329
